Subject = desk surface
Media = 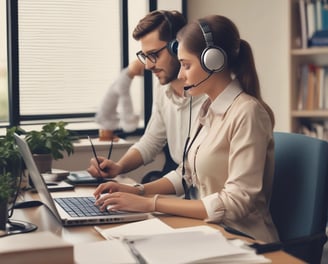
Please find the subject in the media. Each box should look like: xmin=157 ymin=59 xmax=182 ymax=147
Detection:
xmin=10 ymin=186 xmax=305 ymax=264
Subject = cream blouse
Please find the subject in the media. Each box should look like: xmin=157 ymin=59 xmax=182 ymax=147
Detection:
xmin=164 ymin=79 xmax=279 ymax=243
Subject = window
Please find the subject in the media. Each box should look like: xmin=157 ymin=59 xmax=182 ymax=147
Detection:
xmin=3 ymin=0 xmax=185 ymax=135
xmin=10 ymin=0 xmax=122 ymax=131
xmin=0 ymin=0 xmax=9 ymax=126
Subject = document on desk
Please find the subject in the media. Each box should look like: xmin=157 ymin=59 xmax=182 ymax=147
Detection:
xmin=75 ymin=219 xmax=271 ymax=264
xmin=74 ymin=239 xmax=137 ymax=264
xmin=94 ymin=218 xmax=175 ymax=240
xmin=128 ymin=230 xmax=271 ymax=264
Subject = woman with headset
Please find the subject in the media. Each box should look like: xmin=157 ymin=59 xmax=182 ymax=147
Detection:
xmin=93 ymin=15 xmax=279 ymax=243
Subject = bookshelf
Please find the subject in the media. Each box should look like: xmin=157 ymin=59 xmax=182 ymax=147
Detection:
xmin=290 ymin=0 xmax=328 ymax=140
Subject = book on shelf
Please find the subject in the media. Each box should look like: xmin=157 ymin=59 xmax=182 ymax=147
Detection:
xmin=297 ymin=64 xmax=309 ymax=110
xmin=298 ymin=0 xmax=308 ymax=48
xmin=297 ymin=63 xmax=328 ymax=110
xmin=316 ymin=0 xmax=328 ymax=30
xmin=324 ymin=67 xmax=328 ymax=107
xmin=306 ymin=64 xmax=317 ymax=109
xmin=318 ymin=66 xmax=325 ymax=108
xmin=306 ymin=0 xmax=316 ymax=44
xmin=299 ymin=121 xmax=328 ymax=140
xmin=322 ymin=0 xmax=328 ymax=28
xmin=310 ymin=29 xmax=328 ymax=46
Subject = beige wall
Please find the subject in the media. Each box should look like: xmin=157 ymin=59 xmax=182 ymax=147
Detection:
xmin=187 ymin=0 xmax=290 ymax=132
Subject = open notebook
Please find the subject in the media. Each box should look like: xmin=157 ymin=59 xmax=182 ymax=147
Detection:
xmin=75 ymin=219 xmax=271 ymax=264
xmin=14 ymin=133 xmax=149 ymax=226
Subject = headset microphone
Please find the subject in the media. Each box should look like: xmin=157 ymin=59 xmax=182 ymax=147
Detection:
xmin=183 ymin=84 xmax=194 ymax=91
xmin=183 ymin=71 xmax=213 ymax=91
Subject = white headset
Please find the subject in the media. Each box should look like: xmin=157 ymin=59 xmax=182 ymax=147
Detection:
xmin=198 ymin=19 xmax=227 ymax=73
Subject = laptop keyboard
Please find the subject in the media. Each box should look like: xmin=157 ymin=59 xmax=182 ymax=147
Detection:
xmin=54 ymin=196 xmax=113 ymax=217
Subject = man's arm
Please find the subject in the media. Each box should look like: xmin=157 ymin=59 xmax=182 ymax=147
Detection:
xmin=95 ymin=60 xmax=144 ymax=131
xmin=116 ymin=147 xmax=144 ymax=174
xmin=127 ymin=60 xmax=144 ymax=79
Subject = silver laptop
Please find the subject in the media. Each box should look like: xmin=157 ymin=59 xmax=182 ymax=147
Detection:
xmin=14 ymin=133 xmax=149 ymax=226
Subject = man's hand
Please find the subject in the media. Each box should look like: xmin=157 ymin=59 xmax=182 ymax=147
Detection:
xmin=87 ymin=156 xmax=123 ymax=178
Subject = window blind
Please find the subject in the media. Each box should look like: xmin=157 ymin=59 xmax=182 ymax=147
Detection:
xmin=17 ymin=0 xmax=121 ymax=115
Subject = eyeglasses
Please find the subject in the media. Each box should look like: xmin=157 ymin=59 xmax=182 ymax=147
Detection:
xmin=136 ymin=45 xmax=167 ymax=65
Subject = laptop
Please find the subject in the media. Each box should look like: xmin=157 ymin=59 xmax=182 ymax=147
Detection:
xmin=14 ymin=133 xmax=149 ymax=226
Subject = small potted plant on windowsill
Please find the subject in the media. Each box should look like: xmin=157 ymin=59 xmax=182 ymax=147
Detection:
xmin=0 ymin=127 xmax=22 ymax=231
xmin=24 ymin=121 xmax=78 ymax=173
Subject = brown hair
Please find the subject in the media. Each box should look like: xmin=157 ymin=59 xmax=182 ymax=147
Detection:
xmin=133 ymin=10 xmax=186 ymax=42
xmin=177 ymin=15 xmax=275 ymax=127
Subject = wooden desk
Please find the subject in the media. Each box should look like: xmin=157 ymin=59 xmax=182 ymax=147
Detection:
xmin=9 ymin=187 xmax=305 ymax=264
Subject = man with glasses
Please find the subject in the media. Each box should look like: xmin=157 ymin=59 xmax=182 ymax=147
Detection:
xmin=90 ymin=10 xmax=205 ymax=184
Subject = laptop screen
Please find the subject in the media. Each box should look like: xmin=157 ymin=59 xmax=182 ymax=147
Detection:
xmin=14 ymin=133 xmax=62 ymax=221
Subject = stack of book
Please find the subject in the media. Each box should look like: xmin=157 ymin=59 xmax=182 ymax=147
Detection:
xmin=298 ymin=0 xmax=328 ymax=48
xmin=297 ymin=63 xmax=328 ymax=110
xmin=299 ymin=121 xmax=328 ymax=140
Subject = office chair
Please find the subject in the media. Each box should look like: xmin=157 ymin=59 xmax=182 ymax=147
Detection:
xmin=270 ymin=132 xmax=328 ymax=264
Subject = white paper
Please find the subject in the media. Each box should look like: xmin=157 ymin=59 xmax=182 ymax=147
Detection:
xmin=78 ymin=223 xmax=271 ymax=264
xmin=128 ymin=226 xmax=271 ymax=264
xmin=94 ymin=218 xmax=175 ymax=240
xmin=74 ymin=240 xmax=136 ymax=264
xmin=132 ymin=231 xmax=250 ymax=264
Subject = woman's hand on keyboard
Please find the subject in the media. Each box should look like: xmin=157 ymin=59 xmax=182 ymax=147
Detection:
xmin=94 ymin=181 xmax=139 ymax=199
xmin=94 ymin=192 xmax=153 ymax=213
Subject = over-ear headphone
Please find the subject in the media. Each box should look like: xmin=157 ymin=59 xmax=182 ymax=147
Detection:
xmin=198 ymin=19 xmax=226 ymax=73
xmin=159 ymin=11 xmax=178 ymax=56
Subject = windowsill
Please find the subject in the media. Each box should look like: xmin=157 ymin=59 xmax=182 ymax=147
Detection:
xmin=0 ymin=119 xmax=145 ymax=138
xmin=73 ymin=136 xmax=138 ymax=152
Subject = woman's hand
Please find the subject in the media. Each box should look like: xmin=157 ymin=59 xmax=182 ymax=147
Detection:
xmin=95 ymin=192 xmax=154 ymax=213
xmin=93 ymin=181 xmax=135 ymax=198
xmin=87 ymin=156 xmax=123 ymax=178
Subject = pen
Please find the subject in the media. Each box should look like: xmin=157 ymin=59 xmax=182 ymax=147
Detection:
xmin=88 ymin=136 xmax=113 ymax=173
xmin=107 ymin=139 xmax=113 ymax=159
xmin=88 ymin=136 xmax=101 ymax=166
xmin=121 ymin=238 xmax=147 ymax=264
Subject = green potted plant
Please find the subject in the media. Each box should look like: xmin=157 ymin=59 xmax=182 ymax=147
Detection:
xmin=0 ymin=127 xmax=22 ymax=231
xmin=24 ymin=121 xmax=78 ymax=173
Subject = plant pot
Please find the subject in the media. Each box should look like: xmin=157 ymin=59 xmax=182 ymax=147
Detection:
xmin=0 ymin=199 xmax=8 ymax=231
xmin=33 ymin=154 xmax=52 ymax=174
